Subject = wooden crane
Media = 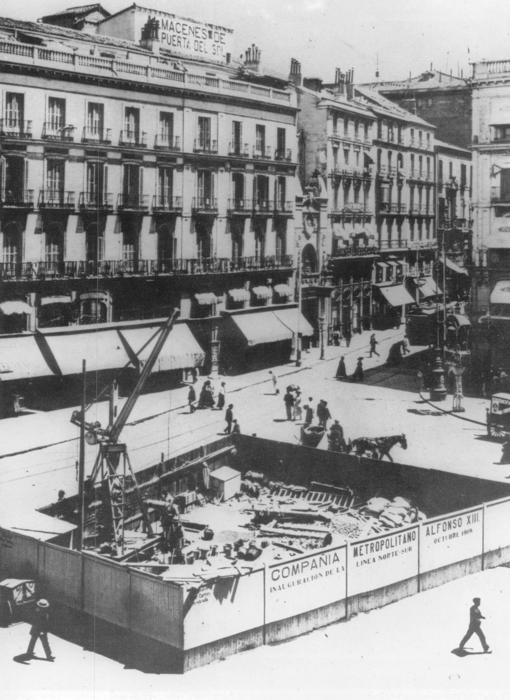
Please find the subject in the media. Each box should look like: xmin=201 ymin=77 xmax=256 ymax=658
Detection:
xmin=71 ymin=308 xmax=181 ymax=554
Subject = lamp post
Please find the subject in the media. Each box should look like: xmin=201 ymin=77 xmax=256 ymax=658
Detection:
xmin=429 ymin=237 xmax=447 ymax=401
xmin=295 ymin=234 xmax=302 ymax=367
xmin=319 ymin=312 xmax=326 ymax=360
xmin=451 ymin=360 xmax=466 ymax=412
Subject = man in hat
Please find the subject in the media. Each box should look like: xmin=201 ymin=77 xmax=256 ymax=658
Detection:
xmin=458 ymin=597 xmax=490 ymax=652
xmin=26 ymin=598 xmax=54 ymax=661
xmin=224 ymin=404 xmax=234 ymax=433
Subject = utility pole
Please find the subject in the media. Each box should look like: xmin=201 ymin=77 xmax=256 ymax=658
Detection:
xmin=77 ymin=359 xmax=86 ymax=551
xmin=296 ymin=234 xmax=302 ymax=367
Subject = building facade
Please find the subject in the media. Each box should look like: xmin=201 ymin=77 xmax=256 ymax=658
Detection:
xmin=0 ymin=4 xmax=305 ymax=407
xmin=296 ymin=68 xmax=439 ymax=337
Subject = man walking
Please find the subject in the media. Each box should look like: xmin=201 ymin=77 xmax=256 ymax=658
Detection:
xmin=458 ymin=597 xmax=490 ymax=652
xmin=224 ymin=404 xmax=234 ymax=434
xmin=269 ymin=370 xmax=279 ymax=395
xmin=216 ymin=381 xmax=226 ymax=411
xmin=303 ymin=404 xmax=314 ymax=428
xmin=284 ymin=388 xmax=295 ymax=421
xmin=26 ymin=599 xmax=55 ymax=661
xmin=369 ymin=333 xmax=380 ymax=358
xmin=188 ymin=384 xmax=196 ymax=413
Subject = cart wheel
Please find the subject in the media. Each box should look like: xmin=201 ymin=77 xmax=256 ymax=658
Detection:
xmin=491 ymin=424 xmax=507 ymax=440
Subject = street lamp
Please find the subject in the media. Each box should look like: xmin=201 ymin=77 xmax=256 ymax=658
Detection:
xmin=295 ymin=234 xmax=302 ymax=367
xmin=429 ymin=236 xmax=447 ymax=401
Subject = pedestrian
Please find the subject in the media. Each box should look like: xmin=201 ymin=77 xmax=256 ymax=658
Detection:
xmin=317 ymin=400 xmax=331 ymax=429
xmin=458 ymin=597 xmax=490 ymax=653
xmin=499 ymin=436 xmax=510 ymax=464
xmin=336 ymin=355 xmax=347 ymax=380
xmin=284 ymin=388 xmax=295 ymax=421
xmin=293 ymin=391 xmax=303 ymax=421
xmin=343 ymin=326 xmax=352 ymax=348
xmin=332 ymin=329 xmax=341 ymax=346
xmin=328 ymin=420 xmax=346 ymax=452
xmin=198 ymin=380 xmax=214 ymax=408
xmin=269 ymin=370 xmax=279 ymax=395
xmin=224 ymin=404 xmax=234 ymax=434
xmin=369 ymin=333 xmax=380 ymax=358
xmin=232 ymin=419 xmax=241 ymax=434
xmin=352 ymin=357 xmax=364 ymax=382
xmin=402 ymin=335 xmax=410 ymax=355
xmin=188 ymin=384 xmax=196 ymax=413
xmin=216 ymin=381 xmax=226 ymax=411
xmin=303 ymin=404 xmax=314 ymax=428
xmin=25 ymin=599 xmax=55 ymax=661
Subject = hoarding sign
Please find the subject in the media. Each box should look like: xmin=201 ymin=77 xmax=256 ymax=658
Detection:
xmin=484 ymin=498 xmax=510 ymax=552
xmin=348 ymin=526 xmax=419 ymax=596
xmin=265 ymin=545 xmax=347 ymax=624
xmin=420 ymin=508 xmax=483 ymax=572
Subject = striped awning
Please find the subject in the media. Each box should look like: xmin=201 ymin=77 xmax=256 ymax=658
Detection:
xmin=252 ymin=286 xmax=273 ymax=300
xmin=194 ymin=293 xmax=217 ymax=306
xmin=40 ymin=295 xmax=74 ymax=306
xmin=228 ymin=288 xmax=251 ymax=303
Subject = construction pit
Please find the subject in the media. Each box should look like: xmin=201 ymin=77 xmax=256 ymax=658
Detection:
xmin=4 ymin=433 xmax=510 ymax=672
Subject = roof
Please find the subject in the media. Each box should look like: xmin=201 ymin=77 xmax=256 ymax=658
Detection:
xmin=355 ymin=85 xmax=435 ymax=128
xmin=0 ymin=509 xmax=76 ymax=541
xmin=41 ymin=4 xmax=110 ymax=21
xmin=434 ymin=139 xmax=471 ymax=156
xmin=0 ymin=578 xmax=34 ymax=589
xmin=366 ymin=70 xmax=469 ymax=93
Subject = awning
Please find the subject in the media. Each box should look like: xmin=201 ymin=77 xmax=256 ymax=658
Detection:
xmin=490 ymin=281 xmax=510 ymax=305
xmin=440 ymin=257 xmax=469 ymax=276
xmin=376 ymin=284 xmax=415 ymax=307
xmin=0 ymin=301 xmax=33 ymax=315
xmin=0 ymin=509 xmax=76 ymax=542
xmin=274 ymin=283 xmax=293 ymax=297
xmin=447 ymin=314 xmax=471 ymax=327
xmin=376 ymin=261 xmax=389 ymax=269
xmin=194 ymin=293 xmax=217 ymax=306
xmin=229 ymin=309 xmax=313 ymax=346
xmin=252 ymin=285 xmax=273 ymax=300
xmin=0 ymin=335 xmax=54 ymax=380
xmin=417 ymin=277 xmax=442 ymax=299
xmin=228 ymin=288 xmax=251 ymax=303
xmin=40 ymin=295 xmax=74 ymax=306
xmin=273 ymin=307 xmax=314 ymax=336
xmin=38 ymin=323 xmax=205 ymax=377
xmin=122 ymin=323 xmax=205 ymax=372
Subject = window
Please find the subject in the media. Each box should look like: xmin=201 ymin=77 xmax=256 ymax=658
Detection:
xmin=254 ymin=222 xmax=265 ymax=262
xmin=46 ymin=159 xmax=65 ymax=203
xmin=460 ymin=163 xmax=467 ymax=188
xmin=45 ymin=222 xmax=64 ymax=270
xmin=500 ymin=169 xmax=510 ymax=201
xmin=2 ymin=222 xmax=21 ymax=268
xmin=255 ymin=124 xmax=266 ymax=156
xmin=4 ymin=92 xmax=24 ymax=128
xmin=418 ymin=155 xmax=423 ymax=177
xmin=354 ymin=121 xmax=359 ymax=139
xmin=197 ymin=170 xmax=214 ymax=207
xmin=426 ymin=133 xmax=431 ymax=148
xmin=438 ymin=160 xmax=443 ymax=183
xmin=343 ymin=148 xmax=350 ymax=165
xmin=276 ymin=176 xmax=286 ymax=209
xmin=426 ymin=157 xmax=430 ymax=179
xmin=47 ymin=97 xmax=66 ymax=132
xmin=158 ymin=112 xmax=174 ymax=148
xmin=276 ymin=223 xmax=286 ymax=259
xmin=124 ymin=107 xmax=140 ymax=144
xmin=410 ymin=154 xmax=415 ymax=177
xmin=344 ymin=117 xmax=349 ymax=135
xmin=449 ymin=161 xmax=453 ymax=178
xmin=122 ymin=220 xmax=139 ymax=270
xmin=231 ymin=120 xmax=242 ymax=154
xmin=87 ymin=102 xmax=104 ymax=140
xmin=231 ymin=220 xmax=243 ymax=261
xmin=494 ymin=125 xmax=510 ymax=142
xmin=232 ymin=173 xmax=244 ymax=208
xmin=418 ymin=130 xmax=423 ymax=146
xmin=388 ymin=122 xmax=394 ymax=142
xmin=86 ymin=161 xmax=105 ymax=206
xmin=276 ymin=127 xmax=286 ymax=159
xmin=123 ymin=163 xmax=141 ymax=207
xmin=3 ymin=156 xmax=26 ymax=202
xmin=364 ymin=123 xmax=369 ymax=140
xmin=158 ymin=167 xmax=173 ymax=208
xmin=254 ymin=174 xmax=269 ymax=209
xmin=410 ymin=128 xmax=415 ymax=144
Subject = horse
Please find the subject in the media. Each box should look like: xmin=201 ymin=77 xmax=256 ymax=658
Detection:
xmin=349 ymin=433 xmax=407 ymax=461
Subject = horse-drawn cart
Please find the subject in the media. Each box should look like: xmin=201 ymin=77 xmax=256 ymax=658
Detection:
xmin=300 ymin=425 xmax=326 ymax=448
xmin=487 ymin=393 xmax=510 ymax=440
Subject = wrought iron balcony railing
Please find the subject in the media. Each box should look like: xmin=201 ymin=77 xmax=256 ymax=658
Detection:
xmin=81 ymin=126 xmax=112 ymax=144
xmin=42 ymin=122 xmax=75 ymax=141
xmin=119 ymin=130 xmax=147 ymax=147
xmin=0 ymin=118 xmax=32 ymax=138
xmin=38 ymin=190 xmax=75 ymax=209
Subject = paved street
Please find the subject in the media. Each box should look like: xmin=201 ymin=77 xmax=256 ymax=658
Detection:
xmin=1 ymin=565 xmax=509 ymax=700
xmin=0 ymin=326 xmax=504 ymax=523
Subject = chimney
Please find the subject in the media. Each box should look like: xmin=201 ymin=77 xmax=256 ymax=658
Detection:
xmin=333 ymin=67 xmax=346 ymax=95
xmin=139 ymin=16 xmax=161 ymax=52
xmin=244 ymin=43 xmax=261 ymax=73
xmin=289 ymin=58 xmax=302 ymax=86
xmin=345 ymin=68 xmax=355 ymax=100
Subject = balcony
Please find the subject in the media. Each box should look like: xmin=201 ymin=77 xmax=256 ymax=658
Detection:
xmin=227 ymin=198 xmax=252 ymax=214
xmin=490 ymin=191 xmax=510 ymax=205
xmin=193 ymin=139 xmax=218 ymax=154
xmin=119 ymin=130 xmax=147 ymax=148
xmin=228 ymin=142 xmax=250 ymax=157
xmin=117 ymin=193 xmax=149 ymax=210
xmin=332 ymin=245 xmax=379 ymax=258
xmin=38 ymin=190 xmax=75 ymax=210
xmin=253 ymin=199 xmax=274 ymax=215
xmin=377 ymin=166 xmax=389 ymax=179
xmin=42 ymin=123 xmax=75 ymax=142
xmin=81 ymin=126 xmax=112 ymax=145
xmin=154 ymin=134 xmax=181 ymax=151
xmin=252 ymin=145 xmax=272 ymax=160
xmin=0 ymin=119 xmax=32 ymax=139
xmin=152 ymin=194 xmax=183 ymax=212
xmin=192 ymin=196 xmax=218 ymax=214
xmin=0 ymin=189 xmax=34 ymax=209
xmin=78 ymin=192 xmax=114 ymax=211
xmin=275 ymin=148 xmax=293 ymax=162
xmin=379 ymin=239 xmax=409 ymax=250
xmin=274 ymin=200 xmax=293 ymax=215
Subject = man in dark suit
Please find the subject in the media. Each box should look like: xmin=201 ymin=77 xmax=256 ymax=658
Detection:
xmin=224 ymin=404 xmax=234 ymax=433
xmin=458 ymin=597 xmax=490 ymax=652
xmin=26 ymin=599 xmax=55 ymax=661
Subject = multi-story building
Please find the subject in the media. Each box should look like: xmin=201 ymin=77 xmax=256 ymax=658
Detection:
xmin=296 ymin=68 xmax=439 ymax=336
xmin=435 ymin=140 xmax=472 ymax=299
xmin=0 ymin=4 xmax=305 ymax=413
xmin=470 ymin=59 xmax=510 ymax=318
xmin=367 ymin=69 xmax=472 ymax=150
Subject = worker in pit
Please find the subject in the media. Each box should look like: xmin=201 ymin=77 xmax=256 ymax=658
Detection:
xmin=161 ymin=498 xmax=180 ymax=552
xmin=167 ymin=516 xmax=184 ymax=563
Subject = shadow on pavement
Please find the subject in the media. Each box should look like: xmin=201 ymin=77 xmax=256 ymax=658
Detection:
xmin=451 ymin=647 xmax=491 ymax=657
